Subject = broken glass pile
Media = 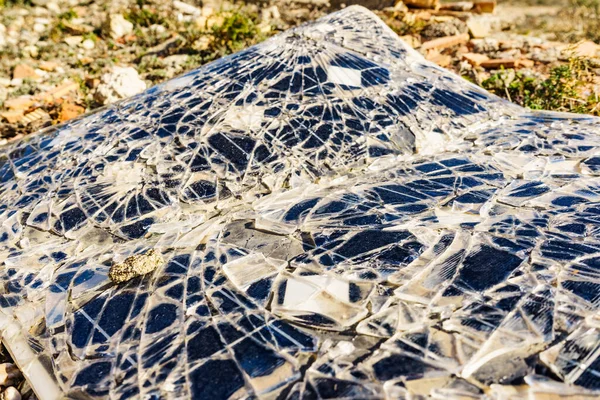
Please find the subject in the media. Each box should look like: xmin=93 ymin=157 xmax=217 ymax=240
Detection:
xmin=1 ymin=5 xmax=600 ymax=399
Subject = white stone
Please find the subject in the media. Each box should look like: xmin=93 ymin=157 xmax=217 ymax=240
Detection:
xmin=0 ymin=24 xmax=6 ymax=48
xmin=148 ymin=24 xmax=166 ymax=35
xmin=106 ymin=14 xmax=133 ymax=39
xmin=173 ymin=0 xmax=202 ymax=15
xmin=261 ymin=5 xmax=281 ymax=23
xmin=33 ymin=17 xmax=51 ymax=24
xmin=81 ymin=39 xmax=94 ymax=49
xmin=63 ymin=35 xmax=83 ymax=47
xmin=33 ymin=23 xmax=46 ymax=32
xmin=1 ymin=387 xmax=21 ymax=400
xmin=23 ymin=45 xmax=39 ymax=58
xmin=45 ymin=1 xmax=61 ymax=13
xmin=95 ymin=67 xmax=146 ymax=105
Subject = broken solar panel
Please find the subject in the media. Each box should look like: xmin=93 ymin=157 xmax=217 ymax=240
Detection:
xmin=1 ymin=5 xmax=600 ymax=399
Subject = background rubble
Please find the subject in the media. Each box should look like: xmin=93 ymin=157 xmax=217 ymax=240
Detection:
xmin=0 ymin=0 xmax=599 ymax=139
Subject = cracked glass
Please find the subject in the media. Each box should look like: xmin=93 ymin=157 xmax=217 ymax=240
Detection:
xmin=0 ymin=5 xmax=600 ymax=399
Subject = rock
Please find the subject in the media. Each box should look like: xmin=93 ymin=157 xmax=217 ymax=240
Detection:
xmin=330 ymin=0 xmax=396 ymax=8
xmin=149 ymin=24 xmax=167 ymax=35
xmin=498 ymin=39 xmax=521 ymax=50
xmin=63 ymin=35 xmax=83 ymax=47
xmin=162 ymin=55 xmax=189 ymax=78
xmin=426 ymin=50 xmax=452 ymax=67
xmin=471 ymin=38 xmax=499 ymax=53
xmin=38 ymin=81 xmax=79 ymax=103
xmin=79 ymin=56 xmax=94 ymax=65
xmin=466 ymin=17 xmax=490 ymax=38
xmin=173 ymin=0 xmax=202 ymax=15
xmin=105 ymin=14 xmax=133 ymax=40
xmin=421 ymin=33 xmax=469 ymax=51
xmin=439 ymin=1 xmax=473 ymax=11
xmin=34 ymin=17 xmax=51 ymax=25
xmin=474 ymin=0 xmax=496 ymax=13
xmin=421 ymin=18 xmax=468 ymax=40
xmin=58 ymin=102 xmax=85 ymax=122
xmin=33 ymin=23 xmax=46 ymax=33
xmin=23 ymin=45 xmax=39 ymax=58
xmin=0 ymin=24 xmax=6 ymax=48
xmin=392 ymin=2 xmax=409 ymax=12
xmin=45 ymin=1 xmax=61 ymax=13
xmin=95 ymin=67 xmax=146 ymax=105
xmin=261 ymin=5 xmax=281 ymax=23
xmin=399 ymin=35 xmax=421 ymax=48
xmin=0 ymin=364 xmax=22 ymax=386
xmin=480 ymin=58 xmax=534 ymax=69
xmin=81 ymin=39 xmax=94 ymax=50
xmin=403 ymin=0 xmax=438 ymax=8
xmin=1 ymin=387 xmax=21 ymax=400
xmin=528 ymin=47 xmax=559 ymax=64
xmin=4 ymin=96 xmax=34 ymax=111
xmin=462 ymin=52 xmax=489 ymax=66
xmin=109 ymin=249 xmax=164 ymax=283
xmin=0 ymin=111 xmax=24 ymax=124
xmin=39 ymin=61 xmax=58 ymax=72
xmin=61 ymin=20 xmax=95 ymax=34
xmin=518 ymin=59 xmax=534 ymax=68
xmin=570 ymin=41 xmax=600 ymax=58
xmin=13 ymin=64 xmax=40 ymax=80
xmin=192 ymin=36 xmax=211 ymax=51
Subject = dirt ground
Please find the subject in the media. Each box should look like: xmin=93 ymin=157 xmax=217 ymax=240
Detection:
xmin=0 ymin=0 xmax=599 ymax=142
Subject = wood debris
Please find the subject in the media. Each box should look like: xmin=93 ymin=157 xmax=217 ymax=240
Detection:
xmin=22 ymin=109 xmax=49 ymax=125
xmin=12 ymin=64 xmax=40 ymax=81
xmin=462 ymin=52 xmax=490 ymax=66
xmin=480 ymin=58 xmax=534 ymax=69
xmin=421 ymin=33 xmax=469 ymax=51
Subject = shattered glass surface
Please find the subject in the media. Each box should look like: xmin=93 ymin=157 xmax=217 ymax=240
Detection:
xmin=1 ymin=5 xmax=600 ymax=399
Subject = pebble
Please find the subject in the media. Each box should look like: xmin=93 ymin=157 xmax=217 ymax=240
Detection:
xmin=45 ymin=1 xmax=60 ymax=13
xmin=106 ymin=14 xmax=133 ymax=39
xmin=261 ymin=5 xmax=281 ymax=23
xmin=38 ymin=61 xmax=58 ymax=71
xmin=95 ymin=66 xmax=146 ymax=105
xmin=149 ymin=24 xmax=166 ymax=35
xmin=1 ymin=387 xmax=21 ymax=400
xmin=173 ymin=0 xmax=202 ymax=15
xmin=13 ymin=64 xmax=39 ymax=80
xmin=0 ymin=24 xmax=6 ymax=48
xmin=33 ymin=23 xmax=46 ymax=32
xmin=63 ymin=35 xmax=83 ymax=47
xmin=58 ymin=102 xmax=85 ymax=122
xmin=471 ymin=38 xmax=499 ymax=53
xmin=81 ymin=39 xmax=94 ymax=49
xmin=23 ymin=45 xmax=39 ymax=58
xmin=0 ymin=363 xmax=22 ymax=386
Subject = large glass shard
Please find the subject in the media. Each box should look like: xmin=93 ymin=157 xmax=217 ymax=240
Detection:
xmin=1 ymin=5 xmax=600 ymax=399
